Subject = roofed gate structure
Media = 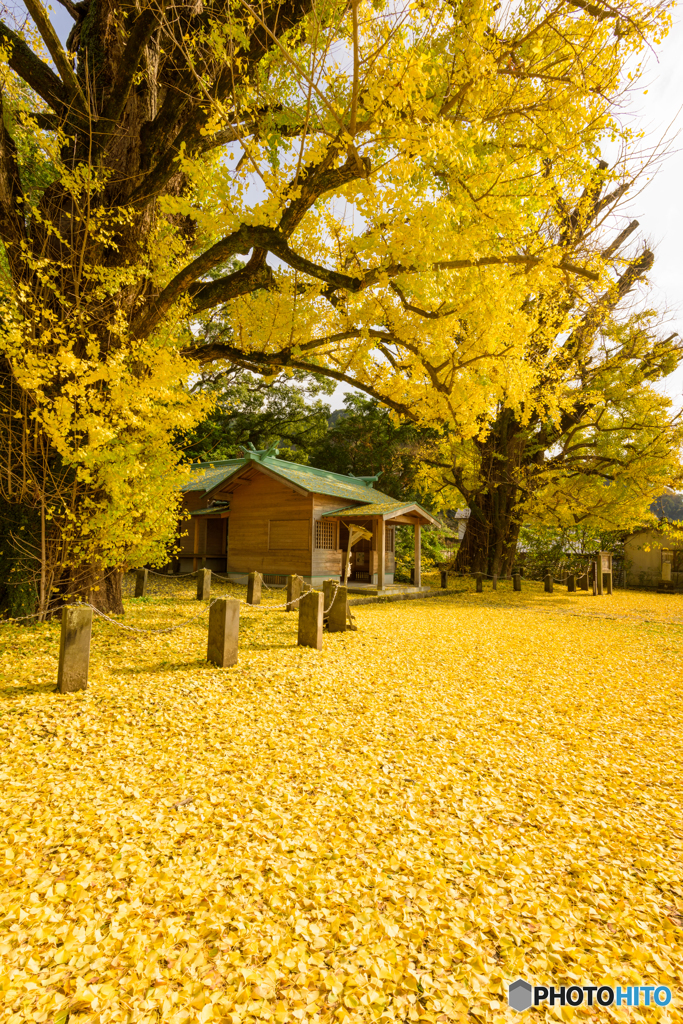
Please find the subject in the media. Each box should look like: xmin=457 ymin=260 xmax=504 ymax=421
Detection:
xmin=178 ymin=446 xmax=437 ymax=589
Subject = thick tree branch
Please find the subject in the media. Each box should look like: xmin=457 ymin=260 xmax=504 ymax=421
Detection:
xmin=96 ymin=4 xmax=166 ymax=151
xmin=0 ymin=20 xmax=70 ymax=113
xmin=23 ymin=0 xmax=87 ymax=112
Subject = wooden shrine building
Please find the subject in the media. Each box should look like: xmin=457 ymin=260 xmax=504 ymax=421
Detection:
xmin=177 ymin=445 xmax=438 ymax=588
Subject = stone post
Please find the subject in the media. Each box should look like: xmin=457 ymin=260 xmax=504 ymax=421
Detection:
xmin=440 ymin=570 xmax=448 ymax=589
xmin=196 ymin=567 xmax=211 ymax=601
xmin=135 ymin=569 xmax=148 ymax=597
xmin=567 ymin=574 xmax=576 ymax=592
xmin=596 ymin=552 xmax=604 ymax=596
xmin=606 ymin=571 xmax=613 ymax=595
xmin=286 ymin=574 xmax=302 ymax=611
xmin=298 ymin=590 xmax=324 ymax=650
xmin=207 ymin=598 xmax=240 ymax=668
xmin=57 ymin=605 xmax=93 ymax=693
xmin=491 ymin=575 xmax=498 ymax=590
xmin=328 ymin=585 xmax=348 ymax=633
xmin=475 ymin=572 xmax=483 ymax=593
xmin=247 ymin=571 xmax=261 ymax=606
xmin=544 ymin=574 xmax=553 ymax=593
xmin=578 ymin=571 xmax=588 ymax=591
xmin=513 ymin=573 xmax=521 ymax=591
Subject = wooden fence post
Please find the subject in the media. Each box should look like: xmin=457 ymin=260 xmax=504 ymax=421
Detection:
xmin=196 ymin=567 xmax=211 ymax=600
xmin=491 ymin=575 xmax=498 ymax=590
xmin=544 ymin=574 xmax=553 ymax=593
xmin=207 ymin=598 xmax=240 ymax=667
xmin=513 ymin=573 xmax=521 ymax=591
xmin=475 ymin=572 xmax=483 ymax=593
xmin=298 ymin=590 xmax=323 ymax=650
xmin=567 ymin=574 xmax=576 ymax=592
xmin=286 ymin=574 xmax=302 ymax=612
xmin=247 ymin=571 xmax=261 ymax=606
xmin=135 ymin=569 xmax=147 ymax=597
xmin=328 ymin=585 xmax=348 ymax=632
xmin=440 ymin=570 xmax=448 ymax=589
xmin=57 ymin=606 xmax=93 ymax=693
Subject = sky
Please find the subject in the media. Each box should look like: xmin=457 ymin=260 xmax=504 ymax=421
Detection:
xmin=23 ymin=3 xmax=683 ymax=408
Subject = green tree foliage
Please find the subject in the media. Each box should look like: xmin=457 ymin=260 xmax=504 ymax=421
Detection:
xmin=179 ymin=369 xmax=335 ymax=463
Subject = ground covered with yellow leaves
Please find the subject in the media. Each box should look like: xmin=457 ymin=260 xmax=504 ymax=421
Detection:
xmin=1 ymin=578 xmax=682 ymax=1024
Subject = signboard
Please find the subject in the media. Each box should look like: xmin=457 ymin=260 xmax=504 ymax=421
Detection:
xmin=601 ymin=554 xmax=610 ymax=572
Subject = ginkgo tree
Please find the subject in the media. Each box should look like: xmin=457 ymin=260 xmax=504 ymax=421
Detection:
xmin=0 ymin=0 xmax=672 ymax=614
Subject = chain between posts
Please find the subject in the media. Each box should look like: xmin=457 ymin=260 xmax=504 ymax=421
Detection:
xmin=4 ymin=577 xmax=340 ymax=635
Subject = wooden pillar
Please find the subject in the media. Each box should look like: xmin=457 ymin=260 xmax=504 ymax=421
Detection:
xmin=328 ymin=585 xmax=348 ymax=632
xmin=207 ymin=598 xmax=240 ymax=667
xmin=135 ymin=569 xmax=148 ymax=597
xmin=513 ymin=573 xmax=521 ymax=591
xmin=196 ymin=567 xmax=211 ymax=600
xmin=377 ymin=519 xmax=386 ymax=591
xmin=286 ymin=574 xmax=302 ymax=611
xmin=414 ymin=523 xmax=421 ymax=588
xmin=247 ymin=571 xmax=261 ymax=606
xmin=596 ymin=552 xmax=604 ymax=596
xmin=298 ymin=590 xmax=323 ymax=650
xmin=57 ymin=606 xmax=93 ymax=693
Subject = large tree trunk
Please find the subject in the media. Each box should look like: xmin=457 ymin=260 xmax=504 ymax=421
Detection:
xmin=453 ymin=409 xmax=527 ymax=577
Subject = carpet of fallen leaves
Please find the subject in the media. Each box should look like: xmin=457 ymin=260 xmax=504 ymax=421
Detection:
xmin=1 ymin=576 xmax=682 ymax=1024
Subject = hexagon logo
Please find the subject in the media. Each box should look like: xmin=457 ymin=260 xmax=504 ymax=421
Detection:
xmin=508 ymin=979 xmax=533 ymax=1012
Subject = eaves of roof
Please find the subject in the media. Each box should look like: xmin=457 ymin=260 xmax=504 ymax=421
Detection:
xmin=182 ymin=455 xmax=402 ymax=506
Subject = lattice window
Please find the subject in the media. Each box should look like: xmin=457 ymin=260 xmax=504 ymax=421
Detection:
xmin=385 ymin=526 xmax=395 ymax=553
xmin=315 ymin=519 xmax=336 ymax=550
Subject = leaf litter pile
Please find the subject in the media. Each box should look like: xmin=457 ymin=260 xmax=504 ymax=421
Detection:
xmin=1 ymin=578 xmax=682 ymax=1023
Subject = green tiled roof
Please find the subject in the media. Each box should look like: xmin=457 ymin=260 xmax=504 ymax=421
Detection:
xmin=322 ymin=500 xmax=436 ymax=521
xmin=182 ymin=455 xmax=400 ymax=505
xmin=182 ymin=459 xmax=245 ymax=494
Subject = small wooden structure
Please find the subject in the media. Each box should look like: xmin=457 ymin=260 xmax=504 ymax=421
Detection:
xmin=176 ymin=446 xmax=437 ymax=589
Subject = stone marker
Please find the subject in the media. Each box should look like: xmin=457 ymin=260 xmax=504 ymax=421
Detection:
xmin=475 ymin=572 xmax=483 ymax=593
xmin=286 ymin=574 xmax=302 ymax=612
xmin=135 ymin=568 xmax=148 ymax=597
xmin=544 ymin=574 xmax=553 ymax=593
xmin=567 ymin=574 xmax=576 ymax=592
xmin=328 ymin=585 xmax=348 ymax=633
xmin=247 ymin=571 xmax=261 ymax=606
xmin=440 ymin=570 xmax=448 ymax=589
xmin=513 ymin=573 xmax=521 ymax=592
xmin=207 ymin=598 xmax=240 ymax=667
xmin=57 ymin=605 xmax=93 ymax=693
xmin=298 ymin=590 xmax=324 ymax=650
xmin=196 ymin=567 xmax=211 ymax=600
